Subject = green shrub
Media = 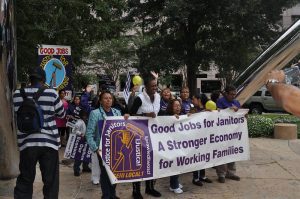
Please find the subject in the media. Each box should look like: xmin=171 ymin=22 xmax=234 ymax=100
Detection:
xmin=272 ymin=116 xmax=300 ymax=124
xmin=247 ymin=115 xmax=274 ymax=137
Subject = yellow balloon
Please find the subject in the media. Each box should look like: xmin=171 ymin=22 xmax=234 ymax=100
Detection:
xmin=132 ymin=75 xmax=142 ymax=86
xmin=205 ymin=100 xmax=217 ymax=110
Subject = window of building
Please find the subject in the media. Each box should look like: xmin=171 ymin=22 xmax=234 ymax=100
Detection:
xmin=119 ymin=74 xmax=126 ymax=90
xmin=200 ymin=80 xmax=222 ymax=93
xmin=171 ymin=74 xmax=182 ymax=91
xmin=98 ymin=74 xmax=116 ymax=92
xmin=119 ymin=74 xmax=134 ymax=91
xmin=292 ymin=15 xmax=300 ymax=23
xmin=196 ymin=74 xmax=208 ymax=78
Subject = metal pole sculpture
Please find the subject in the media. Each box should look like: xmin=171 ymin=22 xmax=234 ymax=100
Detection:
xmin=234 ymin=20 xmax=300 ymax=105
xmin=49 ymin=62 xmax=62 ymax=88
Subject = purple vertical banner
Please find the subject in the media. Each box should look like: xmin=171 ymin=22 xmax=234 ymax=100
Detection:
xmin=73 ymin=136 xmax=92 ymax=162
xmin=37 ymin=45 xmax=73 ymax=91
xmin=64 ymin=134 xmax=92 ymax=163
xmin=99 ymin=119 xmax=153 ymax=181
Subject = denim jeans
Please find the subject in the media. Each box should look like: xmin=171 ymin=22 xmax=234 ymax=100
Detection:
xmin=170 ymin=175 xmax=179 ymax=189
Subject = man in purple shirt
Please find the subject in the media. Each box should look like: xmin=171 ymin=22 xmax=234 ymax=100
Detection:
xmin=216 ymin=85 xmax=241 ymax=183
xmin=217 ymin=86 xmax=240 ymax=110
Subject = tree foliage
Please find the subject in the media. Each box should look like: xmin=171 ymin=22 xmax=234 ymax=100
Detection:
xmin=126 ymin=0 xmax=300 ymax=92
xmin=83 ymin=37 xmax=138 ymax=82
xmin=16 ymin=0 xmax=126 ymax=81
xmin=16 ymin=0 xmax=300 ymax=91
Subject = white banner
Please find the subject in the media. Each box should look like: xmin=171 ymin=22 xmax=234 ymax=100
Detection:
xmin=99 ymin=109 xmax=250 ymax=183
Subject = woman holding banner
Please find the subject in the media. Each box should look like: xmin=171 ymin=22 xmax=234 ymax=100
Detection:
xmin=190 ymin=93 xmax=213 ymax=186
xmin=129 ymin=73 xmax=161 ymax=199
xmin=158 ymin=87 xmax=172 ymax=115
xmin=67 ymin=95 xmax=92 ymax=174
xmin=86 ymin=90 xmax=128 ymax=199
xmin=165 ymin=98 xmax=185 ymax=194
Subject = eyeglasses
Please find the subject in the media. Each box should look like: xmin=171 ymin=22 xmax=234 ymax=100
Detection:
xmin=227 ymin=92 xmax=236 ymax=96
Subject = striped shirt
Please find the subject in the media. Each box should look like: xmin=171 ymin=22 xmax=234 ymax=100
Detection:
xmin=13 ymin=87 xmax=65 ymax=151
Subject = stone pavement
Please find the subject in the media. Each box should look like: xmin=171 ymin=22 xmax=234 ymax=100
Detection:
xmin=1 ymin=138 xmax=300 ymax=199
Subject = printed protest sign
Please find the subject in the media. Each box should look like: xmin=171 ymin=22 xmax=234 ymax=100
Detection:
xmin=66 ymin=118 xmax=78 ymax=128
xmin=64 ymin=134 xmax=92 ymax=163
xmin=99 ymin=109 xmax=249 ymax=183
xmin=38 ymin=44 xmax=73 ymax=91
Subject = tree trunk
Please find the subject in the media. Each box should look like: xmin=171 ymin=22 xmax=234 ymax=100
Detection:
xmin=186 ymin=62 xmax=197 ymax=95
xmin=185 ymin=38 xmax=198 ymax=95
xmin=184 ymin=16 xmax=198 ymax=95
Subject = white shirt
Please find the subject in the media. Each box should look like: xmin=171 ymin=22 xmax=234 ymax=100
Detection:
xmin=72 ymin=119 xmax=86 ymax=136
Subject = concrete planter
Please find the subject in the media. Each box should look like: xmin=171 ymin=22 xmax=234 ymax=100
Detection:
xmin=274 ymin=123 xmax=297 ymax=140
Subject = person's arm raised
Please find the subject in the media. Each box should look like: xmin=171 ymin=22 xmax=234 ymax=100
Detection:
xmin=266 ymin=70 xmax=300 ymax=117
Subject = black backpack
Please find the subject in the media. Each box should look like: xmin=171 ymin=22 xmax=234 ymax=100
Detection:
xmin=17 ymin=87 xmax=45 ymax=134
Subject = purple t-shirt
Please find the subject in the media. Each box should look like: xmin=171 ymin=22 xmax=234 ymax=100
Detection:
xmin=217 ymin=97 xmax=240 ymax=109
xmin=160 ymin=98 xmax=168 ymax=112
xmin=181 ymin=99 xmax=192 ymax=114
xmin=104 ymin=109 xmax=113 ymax=117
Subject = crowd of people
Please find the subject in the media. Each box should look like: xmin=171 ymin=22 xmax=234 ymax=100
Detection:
xmin=13 ymin=67 xmax=243 ymax=199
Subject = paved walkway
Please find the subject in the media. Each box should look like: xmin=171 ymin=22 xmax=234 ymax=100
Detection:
xmin=1 ymin=138 xmax=300 ymax=199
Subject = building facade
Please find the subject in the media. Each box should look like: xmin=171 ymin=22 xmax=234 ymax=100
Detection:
xmin=282 ymin=4 xmax=300 ymax=29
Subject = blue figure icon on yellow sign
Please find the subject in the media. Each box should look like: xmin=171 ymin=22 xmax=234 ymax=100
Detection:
xmin=44 ymin=58 xmax=66 ymax=88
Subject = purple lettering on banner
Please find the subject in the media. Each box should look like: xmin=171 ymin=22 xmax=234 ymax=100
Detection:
xmin=100 ymin=119 xmax=153 ymax=181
